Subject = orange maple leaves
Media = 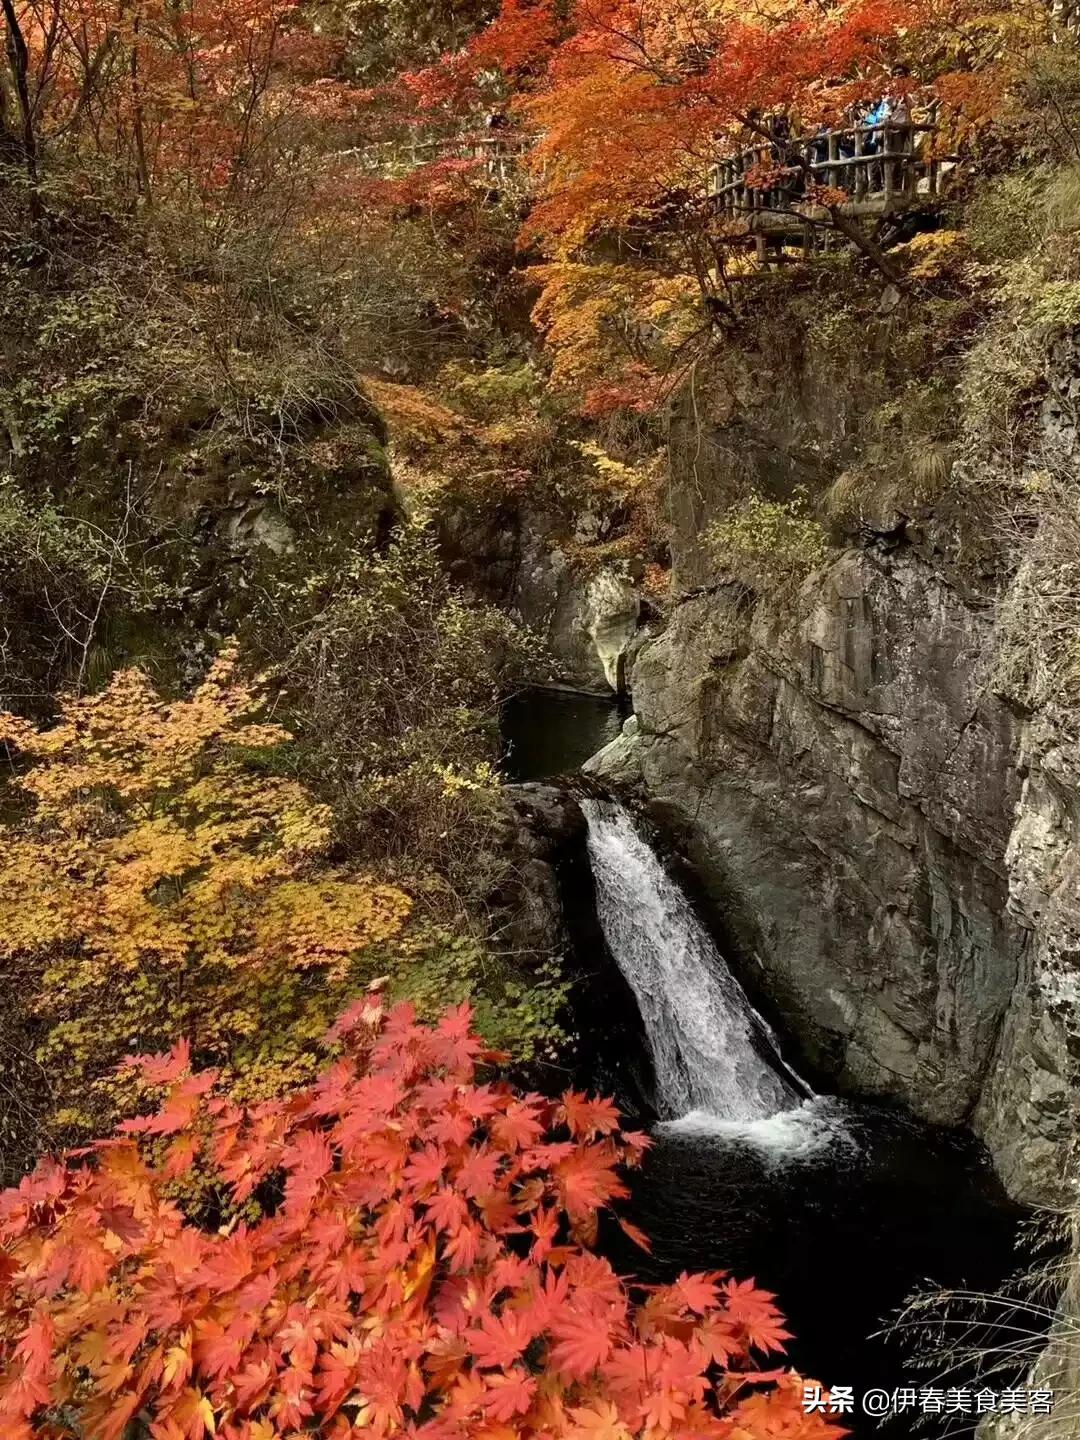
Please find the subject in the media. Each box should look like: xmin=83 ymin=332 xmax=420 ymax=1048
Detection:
xmin=0 ymin=1002 xmax=843 ymax=1440
xmin=389 ymin=0 xmax=1022 ymax=413
xmin=16 ymin=0 xmax=351 ymax=200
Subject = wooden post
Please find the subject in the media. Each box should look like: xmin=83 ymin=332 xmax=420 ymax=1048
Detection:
xmin=828 ymin=131 xmax=839 ymax=189
xmin=882 ymin=124 xmax=893 ymax=200
xmin=854 ymin=126 xmax=865 ymax=200
xmin=899 ymin=123 xmax=913 ymax=197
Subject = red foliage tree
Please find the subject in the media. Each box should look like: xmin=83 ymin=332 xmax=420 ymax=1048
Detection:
xmin=398 ymin=0 xmax=1024 ymax=409
xmin=409 ymin=0 xmax=1019 ymax=226
xmin=0 ymin=1001 xmax=843 ymax=1439
xmin=7 ymin=0 xmax=361 ymax=201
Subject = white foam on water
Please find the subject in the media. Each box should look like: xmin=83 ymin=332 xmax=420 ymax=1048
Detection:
xmin=658 ymin=1097 xmax=854 ymax=1163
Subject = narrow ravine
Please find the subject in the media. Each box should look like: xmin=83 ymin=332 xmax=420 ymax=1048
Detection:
xmin=580 ymin=795 xmax=871 ymax=1173
xmin=577 ymin=798 xmax=1034 ymax=1438
xmin=503 ymin=689 xmax=1040 ymax=1439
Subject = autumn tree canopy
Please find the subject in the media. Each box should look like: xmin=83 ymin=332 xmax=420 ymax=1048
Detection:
xmin=3 ymin=0 xmax=358 ymax=200
xmin=0 ymin=0 xmax=1054 ymax=1429
xmin=393 ymin=0 xmax=1034 ymax=410
xmin=407 ymin=0 xmax=1027 ymax=236
xmin=0 ymin=1000 xmax=843 ymax=1440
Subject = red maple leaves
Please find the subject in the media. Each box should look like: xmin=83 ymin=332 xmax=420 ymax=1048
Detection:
xmin=0 ymin=1002 xmax=844 ymax=1439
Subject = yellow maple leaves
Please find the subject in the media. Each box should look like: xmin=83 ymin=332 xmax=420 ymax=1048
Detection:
xmin=0 ymin=648 xmax=412 ymax=1136
xmin=528 ymin=262 xmax=699 ymax=406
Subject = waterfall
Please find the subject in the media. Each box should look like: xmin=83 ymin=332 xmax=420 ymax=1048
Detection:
xmin=581 ymin=797 xmax=804 ymax=1125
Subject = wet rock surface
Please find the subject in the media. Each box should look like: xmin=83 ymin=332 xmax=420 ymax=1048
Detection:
xmin=436 ymin=496 xmax=644 ymax=693
xmin=493 ymin=784 xmax=587 ymax=961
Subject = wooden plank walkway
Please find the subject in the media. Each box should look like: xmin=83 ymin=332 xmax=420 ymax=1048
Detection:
xmin=360 ymin=133 xmax=530 ymax=185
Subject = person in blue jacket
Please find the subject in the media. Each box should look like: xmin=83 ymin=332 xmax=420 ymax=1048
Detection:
xmin=862 ymin=97 xmax=891 ymax=153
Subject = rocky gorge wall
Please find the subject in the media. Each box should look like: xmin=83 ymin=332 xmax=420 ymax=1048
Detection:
xmin=590 ymin=548 xmax=1077 ymax=1205
xmin=437 ymin=492 xmax=643 ymax=694
xmin=573 ymin=297 xmax=1080 ymax=1210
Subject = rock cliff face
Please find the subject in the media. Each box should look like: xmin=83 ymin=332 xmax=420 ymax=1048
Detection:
xmin=436 ymin=497 xmax=643 ymax=693
xmin=585 ymin=310 xmax=1080 ymax=1208
xmin=514 ymin=537 xmax=640 ymax=692
xmin=591 ymin=550 xmax=1077 ymax=1203
xmin=497 ymin=782 xmax=587 ymax=962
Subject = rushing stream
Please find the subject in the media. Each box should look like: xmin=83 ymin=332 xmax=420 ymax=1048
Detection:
xmin=502 ymin=689 xmax=1036 ymax=1439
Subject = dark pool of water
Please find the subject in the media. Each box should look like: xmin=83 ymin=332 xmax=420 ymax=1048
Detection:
xmin=603 ymin=1104 xmax=1033 ymax=1439
xmin=567 ymin=849 xmax=1037 ymax=1438
xmin=500 ymin=685 xmax=625 ymax=781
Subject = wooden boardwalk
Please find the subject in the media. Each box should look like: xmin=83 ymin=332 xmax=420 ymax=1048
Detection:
xmin=368 ymin=118 xmax=954 ymax=254
xmin=707 ymin=119 xmax=949 ymax=239
xmin=362 ymin=133 xmax=530 ymax=185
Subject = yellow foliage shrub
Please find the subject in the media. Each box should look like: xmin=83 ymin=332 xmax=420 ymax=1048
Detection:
xmin=904 ymin=229 xmax=970 ymax=281
xmin=0 ymin=650 xmax=411 ymax=1136
xmin=708 ymin=489 xmax=830 ymax=590
xmin=529 ymin=261 xmax=699 ymax=406
xmin=362 ymin=376 xmax=464 ymax=448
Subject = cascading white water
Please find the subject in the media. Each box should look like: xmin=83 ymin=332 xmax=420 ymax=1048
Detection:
xmin=581 ymin=797 xmax=802 ymax=1124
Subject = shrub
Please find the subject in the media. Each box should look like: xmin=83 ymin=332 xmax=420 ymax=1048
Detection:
xmin=375 ymin=927 xmax=571 ymax=1068
xmin=268 ymin=526 xmax=536 ymax=891
xmin=0 ymin=1001 xmax=842 ymax=1440
xmin=0 ymin=475 xmax=175 ymax=706
xmin=708 ymin=490 xmax=830 ymax=591
xmin=0 ymin=649 xmax=412 ymax=1144
xmin=440 ymin=358 xmax=544 ymax=420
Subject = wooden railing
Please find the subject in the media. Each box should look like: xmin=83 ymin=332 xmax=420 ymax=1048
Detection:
xmin=707 ymin=120 xmax=947 ymax=224
xmin=438 ymin=134 xmax=532 ymax=184
xmin=360 ymin=117 xmax=952 ymax=239
xmin=360 ymin=132 xmax=531 ymax=185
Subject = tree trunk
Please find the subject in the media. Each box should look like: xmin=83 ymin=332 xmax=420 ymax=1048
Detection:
xmin=1 ymin=0 xmax=39 ymax=188
xmin=828 ymin=205 xmax=907 ymax=287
